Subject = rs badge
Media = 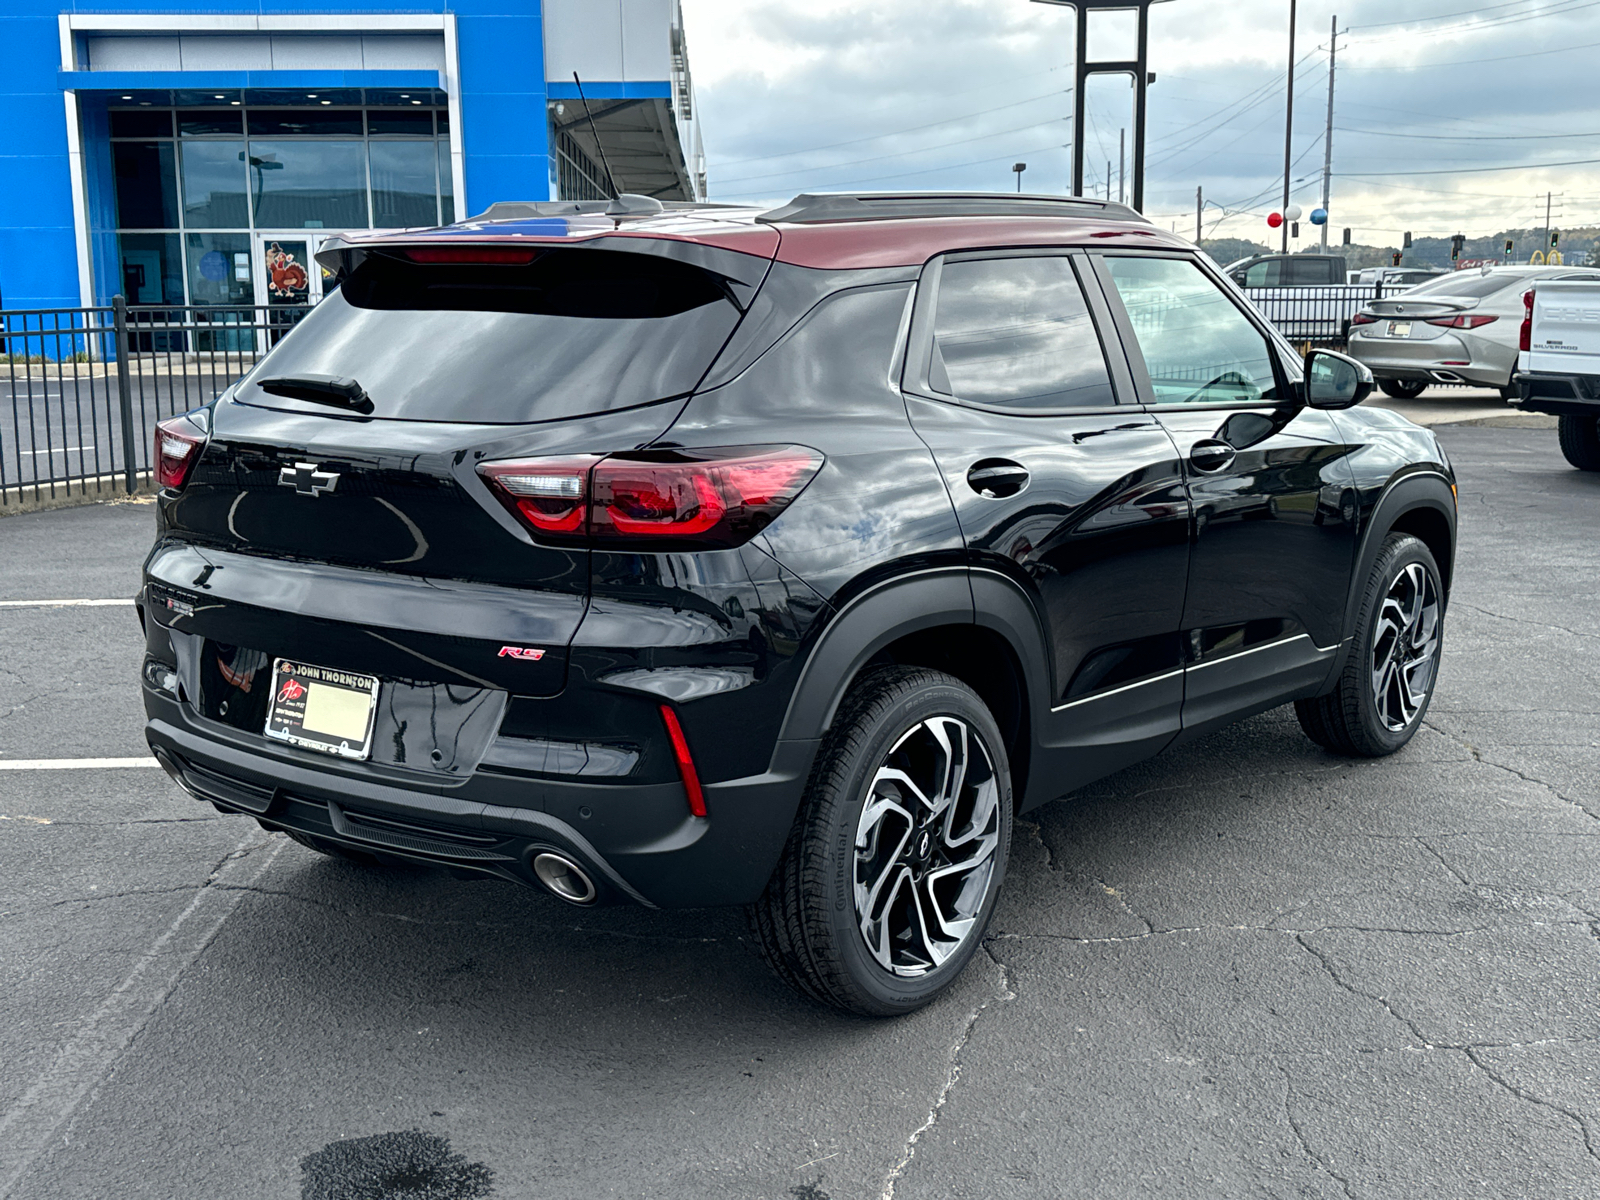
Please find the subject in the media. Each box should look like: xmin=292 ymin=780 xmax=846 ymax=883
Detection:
xmin=498 ymin=646 xmax=546 ymax=661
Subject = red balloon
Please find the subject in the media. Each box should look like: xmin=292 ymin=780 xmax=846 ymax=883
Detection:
xmin=1267 ymin=212 xmax=1284 ymax=228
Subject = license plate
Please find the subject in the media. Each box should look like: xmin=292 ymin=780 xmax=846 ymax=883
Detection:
xmin=264 ymin=659 xmax=379 ymax=760
xmin=1388 ymin=321 xmax=1412 ymax=338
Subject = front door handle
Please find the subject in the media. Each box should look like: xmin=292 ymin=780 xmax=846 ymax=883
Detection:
xmin=1188 ymin=440 xmax=1237 ymax=473
xmin=967 ymin=459 xmax=1030 ymax=498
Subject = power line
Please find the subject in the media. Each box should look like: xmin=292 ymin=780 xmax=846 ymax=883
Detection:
xmin=1346 ymin=0 xmax=1600 ymax=40
xmin=1348 ymin=0 xmax=1572 ymax=31
xmin=1342 ymin=155 xmax=1600 ymax=177
xmin=1337 ymin=125 xmax=1600 ymax=141
xmin=1342 ymin=33 xmax=1600 ymax=70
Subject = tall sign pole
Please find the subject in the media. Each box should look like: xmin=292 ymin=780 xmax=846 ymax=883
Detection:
xmin=1281 ymin=0 xmax=1297 ymax=254
xmin=1320 ymin=16 xmax=1336 ymax=250
xmin=1036 ymin=0 xmax=1172 ymax=211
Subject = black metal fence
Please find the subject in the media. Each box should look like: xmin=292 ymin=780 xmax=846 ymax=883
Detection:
xmin=2 ymin=296 xmax=313 ymax=507
xmin=1244 ymin=281 xmax=1411 ymax=345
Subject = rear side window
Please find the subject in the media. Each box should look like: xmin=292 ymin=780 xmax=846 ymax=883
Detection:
xmin=929 ymin=255 xmax=1115 ymax=409
xmin=237 ymin=248 xmax=741 ymax=423
xmin=1285 ymin=257 xmax=1335 ymax=285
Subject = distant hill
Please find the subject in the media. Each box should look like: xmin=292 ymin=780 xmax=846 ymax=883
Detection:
xmin=1202 ymin=228 xmax=1600 ymax=271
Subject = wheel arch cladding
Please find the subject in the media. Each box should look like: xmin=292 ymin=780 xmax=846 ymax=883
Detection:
xmin=1348 ymin=473 xmax=1457 ymax=640
xmin=775 ymin=569 xmax=1048 ymax=810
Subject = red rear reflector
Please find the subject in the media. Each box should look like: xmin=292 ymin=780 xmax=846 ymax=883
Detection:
xmin=153 ymin=416 xmax=205 ymax=490
xmin=477 ymin=446 xmax=823 ymax=548
xmin=1520 ymin=289 xmax=1535 ymax=351
xmin=1425 ymin=314 xmax=1497 ymax=329
xmin=659 ymin=705 xmax=707 ymax=818
xmin=401 ymin=246 xmax=540 ymax=265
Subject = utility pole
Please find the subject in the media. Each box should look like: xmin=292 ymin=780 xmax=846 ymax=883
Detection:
xmin=1196 ymin=185 xmax=1203 ymax=243
xmin=1107 ymin=159 xmax=1112 ymax=201
xmin=1281 ymin=0 xmax=1297 ymax=254
xmin=1320 ymin=15 xmax=1337 ymax=250
xmin=1119 ymin=128 xmax=1126 ymax=204
xmin=1544 ymin=190 xmax=1553 ymax=252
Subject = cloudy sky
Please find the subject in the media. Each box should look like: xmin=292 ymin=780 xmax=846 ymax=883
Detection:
xmin=677 ymin=0 xmax=1600 ymax=246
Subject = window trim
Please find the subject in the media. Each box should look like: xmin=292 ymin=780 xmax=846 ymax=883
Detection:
xmin=1087 ymin=248 xmax=1306 ymax=412
xmin=900 ymin=247 xmax=1132 ymax=416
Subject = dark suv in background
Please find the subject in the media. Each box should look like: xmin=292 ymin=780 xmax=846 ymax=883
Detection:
xmin=141 ymin=192 xmax=1456 ymax=1015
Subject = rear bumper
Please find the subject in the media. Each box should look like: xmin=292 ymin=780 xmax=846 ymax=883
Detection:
xmin=144 ymin=686 xmax=816 ymax=908
xmin=1347 ymin=330 xmax=1510 ymax=386
xmin=1513 ymin=371 xmax=1600 ymax=416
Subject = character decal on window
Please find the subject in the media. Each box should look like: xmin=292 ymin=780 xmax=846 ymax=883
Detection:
xmin=266 ymin=243 xmax=310 ymax=302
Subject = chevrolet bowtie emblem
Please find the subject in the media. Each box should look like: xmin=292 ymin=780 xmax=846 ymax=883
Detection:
xmin=279 ymin=461 xmax=339 ymax=497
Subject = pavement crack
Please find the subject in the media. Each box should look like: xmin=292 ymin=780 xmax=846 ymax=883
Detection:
xmin=1090 ymin=876 xmax=1153 ymax=934
xmin=1452 ymin=601 xmax=1598 ymax=642
xmin=1294 ymin=934 xmax=1428 ymax=1044
xmin=1463 ymin=1047 xmax=1600 ymax=1168
xmin=877 ymin=942 xmax=1014 ymax=1200
xmin=1422 ymin=720 xmax=1599 ymax=824
xmin=1281 ymin=1072 xmax=1358 ymax=1200
xmin=1415 ymin=837 xmax=1474 ymax=888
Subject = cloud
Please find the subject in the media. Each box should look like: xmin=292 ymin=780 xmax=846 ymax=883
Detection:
xmin=680 ymin=0 xmax=1600 ymax=245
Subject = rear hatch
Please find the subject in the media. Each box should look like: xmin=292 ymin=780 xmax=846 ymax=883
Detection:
xmin=151 ymin=233 xmax=775 ymax=746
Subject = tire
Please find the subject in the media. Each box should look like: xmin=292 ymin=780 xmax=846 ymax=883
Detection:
xmin=1378 ymin=378 xmax=1428 ymax=400
xmin=1296 ymin=533 xmax=1444 ymax=757
xmin=1557 ymin=413 xmax=1600 ymax=471
xmin=284 ymin=828 xmax=388 ymax=866
xmin=748 ymin=666 xmax=1013 ymax=1016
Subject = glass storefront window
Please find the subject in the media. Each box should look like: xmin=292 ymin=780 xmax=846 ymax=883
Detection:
xmin=179 ymin=109 xmax=244 ymax=136
xmin=247 ymin=139 xmax=368 ymax=229
xmin=249 ymin=109 xmax=364 ymax=137
xmin=370 ymin=141 xmax=438 ymax=227
xmin=112 ymin=142 xmax=178 ymax=229
xmin=180 ymin=140 xmax=250 ymax=228
xmin=439 ymin=139 xmax=455 ymax=223
xmin=117 ymin=233 xmax=184 ymax=304
xmin=368 ymin=109 xmax=433 ymax=135
xmin=185 ymin=233 xmax=254 ymax=306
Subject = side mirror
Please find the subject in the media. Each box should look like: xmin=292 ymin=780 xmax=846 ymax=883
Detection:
xmin=1304 ymin=348 xmax=1373 ymax=410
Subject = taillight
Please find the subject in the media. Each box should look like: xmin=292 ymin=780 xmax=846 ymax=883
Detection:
xmin=1520 ymin=288 xmax=1535 ymax=351
xmin=153 ymin=415 xmax=206 ymax=490
xmin=478 ymin=446 xmax=823 ymax=549
xmin=1349 ymin=313 xmax=1378 ymax=326
xmin=1424 ymin=314 xmax=1497 ymax=329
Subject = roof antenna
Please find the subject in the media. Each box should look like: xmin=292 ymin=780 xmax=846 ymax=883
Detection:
xmin=572 ymin=73 xmax=619 ymax=199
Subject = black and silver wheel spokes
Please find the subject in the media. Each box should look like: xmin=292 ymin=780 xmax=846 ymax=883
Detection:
xmin=853 ymin=716 xmax=1001 ymax=977
xmin=1369 ymin=561 xmax=1441 ymax=732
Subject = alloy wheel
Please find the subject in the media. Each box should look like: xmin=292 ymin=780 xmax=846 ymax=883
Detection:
xmin=1370 ymin=561 xmax=1441 ymax=732
xmin=853 ymin=716 xmax=1001 ymax=977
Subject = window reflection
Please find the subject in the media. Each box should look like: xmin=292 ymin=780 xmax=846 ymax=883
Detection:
xmin=370 ymin=141 xmax=439 ymax=227
xmin=932 ymin=256 xmax=1115 ymax=409
xmin=247 ymin=140 xmax=369 ymax=229
xmin=180 ymin=140 xmax=249 ymax=228
xmin=1105 ymin=257 xmax=1281 ymax=405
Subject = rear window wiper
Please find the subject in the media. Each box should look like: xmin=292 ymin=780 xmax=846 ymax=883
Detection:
xmin=256 ymin=374 xmax=373 ymax=415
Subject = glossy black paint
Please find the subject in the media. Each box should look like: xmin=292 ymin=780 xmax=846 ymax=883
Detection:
xmin=141 ymin=227 xmax=1457 ymax=910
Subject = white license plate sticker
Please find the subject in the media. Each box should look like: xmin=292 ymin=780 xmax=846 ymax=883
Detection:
xmin=264 ymin=659 xmax=379 ymax=761
xmin=1389 ymin=321 xmax=1412 ymax=338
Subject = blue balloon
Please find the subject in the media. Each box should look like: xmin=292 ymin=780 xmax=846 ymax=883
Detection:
xmin=1310 ymin=208 xmax=1328 ymax=225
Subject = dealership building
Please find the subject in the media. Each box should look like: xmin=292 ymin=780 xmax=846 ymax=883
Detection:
xmin=2 ymin=1 xmax=705 ymax=311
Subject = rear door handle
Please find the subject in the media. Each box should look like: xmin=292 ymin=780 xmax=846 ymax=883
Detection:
xmin=967 ymin=459 xmax=1030 ymax=498
xmin=1188 ymin=440 xmax=1236 ymax=473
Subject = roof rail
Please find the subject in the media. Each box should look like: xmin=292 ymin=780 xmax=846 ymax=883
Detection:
xmin=464 ymin=199 xmax=756 ymax=223
xmin=757 ymin=192 xmax=1146 ymax=225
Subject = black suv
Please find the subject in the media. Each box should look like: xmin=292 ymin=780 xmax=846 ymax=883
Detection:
xmin=141 ymin=192 xmax=1456 ymax=1015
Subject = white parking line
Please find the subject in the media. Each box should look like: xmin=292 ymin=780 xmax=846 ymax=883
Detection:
xmin=0 ymin=758 xmax=161 ymax=770
xmin=0 ymin=599 xmax=134 ymax=608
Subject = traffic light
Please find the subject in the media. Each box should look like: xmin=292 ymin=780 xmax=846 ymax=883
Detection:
xmin=1450 ymin=233 xmax=1465 ymax=262
xmin=1403 ymin=231 xmax=1412 ymax=248
xmin=1291 ymin=222 xmax=1299 ymax=238
xmin=1505 ymin=239 xmax=1515 ymax=254
xmin=1552 ymin=231 xmax=1560 ymax=248
xmin=1392 ymin=251 xmax=1403 ymax=267
xmin=1342 ymin=228 xmax=1351 ymax=245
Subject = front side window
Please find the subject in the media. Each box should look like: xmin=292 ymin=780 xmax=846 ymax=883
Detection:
xmin=929 ymin=255 xmax=1115 ymax=409
xmin=1104 ymin=256 xmax=1282 ymax=406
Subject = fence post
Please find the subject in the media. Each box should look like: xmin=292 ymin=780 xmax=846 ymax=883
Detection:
xmin=113 ymin=294 xmax=137 ymax=495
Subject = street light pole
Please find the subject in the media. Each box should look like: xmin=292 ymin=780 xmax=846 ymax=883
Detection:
xmin=1320 ymin=15 xmax=1336 ymax=250
xmin=1281 ymin=0 xmax=1297 ymax=255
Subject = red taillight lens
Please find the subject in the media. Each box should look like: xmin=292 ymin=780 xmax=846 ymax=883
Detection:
xmin=1424 ymin=314 xmax=1498 ymax=330
xmin=153 ymin=416 xmax=206 ymax=490
xmin=400 ymin=246 xmax=540 ymax=265
xmin=479 ymin=456 xmax=600 ymax=533
xmin=1520 ymin=289 xmax=1535 ymax=351
xmin=1349 ymin=313 xmax=1378 ymax=326
xmin=477 ymin=446 xmax=823 ymax=548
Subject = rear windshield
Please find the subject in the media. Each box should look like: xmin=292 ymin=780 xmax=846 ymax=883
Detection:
xmin=1404 ymin=272 xmax=1522 ymax=300
xmin=236 ymin=248 xmax=742 ymax=423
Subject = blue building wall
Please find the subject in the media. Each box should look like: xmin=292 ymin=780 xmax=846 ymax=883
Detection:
xmin=0 ymin=1 xmax=560 ymax=311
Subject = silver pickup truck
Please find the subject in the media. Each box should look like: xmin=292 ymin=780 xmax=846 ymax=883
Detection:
xmin=1513 ymin=277 xmax=1600 ymax=470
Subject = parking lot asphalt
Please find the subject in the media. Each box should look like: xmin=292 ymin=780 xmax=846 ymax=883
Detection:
xmin=1 ymin=424 xmax=1597 ymax=1200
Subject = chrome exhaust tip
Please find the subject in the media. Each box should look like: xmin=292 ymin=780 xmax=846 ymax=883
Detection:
xmin=1430 ymin=369 xmax=1467 ymax=384
xmin=532 ymin=852 xmax=598 ymax=905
